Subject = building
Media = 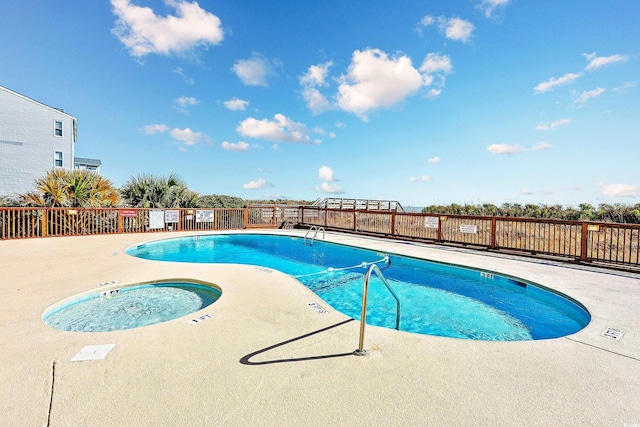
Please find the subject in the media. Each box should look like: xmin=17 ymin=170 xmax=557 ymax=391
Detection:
xmin=74 ymin=157 xmax=102 ymax=173
xmin=0 ymin=85 xmax=77 ymax=196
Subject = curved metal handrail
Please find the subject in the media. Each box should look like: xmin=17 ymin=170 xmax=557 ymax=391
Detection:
xmin=303 ymin=226 xmax=325 ymax=245
xmin=354 ymin=263 xmax=400 ymax=356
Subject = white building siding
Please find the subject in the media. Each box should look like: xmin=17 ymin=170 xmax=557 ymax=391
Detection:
xmin=0 ymin=86 xmax=76 ymax=196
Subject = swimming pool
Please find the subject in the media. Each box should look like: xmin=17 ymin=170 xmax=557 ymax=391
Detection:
xmin=126 ymin=233 xmax=590 ymax=341
xmin=43 ymin=281 xmax=222 ymax=332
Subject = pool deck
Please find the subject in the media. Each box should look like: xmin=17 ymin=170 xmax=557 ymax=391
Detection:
xmin=1 ymin=230 xmax=639 ymax=426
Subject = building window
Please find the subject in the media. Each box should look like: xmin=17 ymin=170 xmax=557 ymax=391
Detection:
xmin=54 ymin=121 xmax=63 ymax=137
xmin=54 ymin=151 xmax=63 ymax=167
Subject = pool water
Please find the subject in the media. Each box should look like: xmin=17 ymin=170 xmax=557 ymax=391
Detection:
xmin=43 ymin=282 xmax=221 ymax=332
xmin=126 ymin=234 xmax=591 ymax=341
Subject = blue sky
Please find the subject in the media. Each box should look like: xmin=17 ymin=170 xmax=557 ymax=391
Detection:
xmin=1 ymin=0 xmax=638 ymax=207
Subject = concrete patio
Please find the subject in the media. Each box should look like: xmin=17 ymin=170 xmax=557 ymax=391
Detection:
xmin=1 ymin=230 xmax=638 ymax=426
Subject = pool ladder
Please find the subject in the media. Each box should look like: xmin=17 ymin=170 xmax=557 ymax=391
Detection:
xmin=354 ymin=264 xmax=401 ymax=356
xmin=303 ymin=226 xmax=325 ymax=245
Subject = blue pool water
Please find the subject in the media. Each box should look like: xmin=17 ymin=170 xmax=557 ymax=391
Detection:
xmin=43 ymin=282 xmax=221 ymax=332
xmin=126 ymin=234 xmax=591 ymax=341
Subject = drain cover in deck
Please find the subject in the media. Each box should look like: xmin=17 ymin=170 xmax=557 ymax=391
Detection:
xmin=601 ymin=328 xmax=625 ymax=341
xmin=71 ymin=344 xmax=115 ymax=362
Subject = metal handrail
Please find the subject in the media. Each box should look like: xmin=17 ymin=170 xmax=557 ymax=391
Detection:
xmin=303 ymin=226 xmax=325 ymax=245
xmin=354 ymin=263 xmax=400 ymax=356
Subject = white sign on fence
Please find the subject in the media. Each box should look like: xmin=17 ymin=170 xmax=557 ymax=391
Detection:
xmin=149 ymin=210 xmax=165 ymax=229
xmin=459 ymin=224 xmax=478 ymax=234
xmin=164 ymin=209 xmax=179 ymax=223
xmin=195 ymin=210 xmax=214 ymax=223
xmin=424 ymin=216 xmax=439 ymax=229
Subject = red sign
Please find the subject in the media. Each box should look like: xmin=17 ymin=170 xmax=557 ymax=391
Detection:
xmin=119 ymin=210 xmax=138 ymax=217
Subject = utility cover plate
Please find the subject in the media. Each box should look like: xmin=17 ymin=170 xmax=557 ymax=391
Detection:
xmin=308 ymin=302 xmax=328 ymax=314
xmin=601 ymin=328 xmax=625 ymax=341
xmin=71 ymin=344 xmax=116 ymax=362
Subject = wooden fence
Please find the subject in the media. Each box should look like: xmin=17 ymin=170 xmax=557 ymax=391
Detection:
xmin=299 ymin=207 xmax=640 ymax=271
xmin=0 ymin=207 xmax=289 ymax=239
xmin=2 ymin=206 xmax=639 ymax=271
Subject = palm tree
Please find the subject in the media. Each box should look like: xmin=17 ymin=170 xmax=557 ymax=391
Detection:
xmin=120 ymin=173 xmax=199 ymax=208
xmin=21 ymin=169 xmax=119 ymax=207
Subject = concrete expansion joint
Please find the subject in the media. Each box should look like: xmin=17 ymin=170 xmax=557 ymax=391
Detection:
xmin=565 ymin=337 xmax=640 ymax=363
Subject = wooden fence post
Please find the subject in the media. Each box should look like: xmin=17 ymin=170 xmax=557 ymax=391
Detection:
xmin=391 ymin=212 xmax=396 ymax=236
xmin=41 ymin=209 xmax=48 ymax=237
xmin=490 ymin=217 xmax=497 ymax=249
xmin=580 ymin=222 xmax=588 ymax=261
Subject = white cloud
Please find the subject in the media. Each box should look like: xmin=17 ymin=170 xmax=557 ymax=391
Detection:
xmin=535 ymin=118 xmax=572 ymax=131
xmin=419 ymin=15 xmax=474 ymax=43
xmin=534 ymin=73 xmax=582 ymax=94
xmin=428 ymin=156 xmax=441 ymax=164
xmin=221 ymin=141 xmax=249 ymax=151
xmin=519 ymin=189 xmax=534 ymax=195
xmin=419 ymin=53 xmax=452 ymax=97
xmin=531 ymin=141 xmax=552 ymax=151
xmin=445 ymin=18 xmax=474 ymax=43
xmin=223 ymin=98 xmax=249 ymax=111
xmin=110 ymin=0 xmax=224 ymax=58
xmin=584 ymin=53 xmax=629 ymax=71
xmin=425 ymin=88 xmax=442 ymax=98
xmin=573 ymin=87 xmax=605 ymax=105
xmin=318 ymin=166 xmax=334 ymax=181
xmin=176 ymin=96 xmax=198 ymax=106
xmin=476 ymin=0 xmax=510 ymax=18
xmin=302 ymin=88 xmax=331 ymax=115
xmin=237 ymin=114 xmax=311 ymax=143
xmin=336 ymin=48 xmax=432 ymax=120
xmin=601 ymin=183 xmax=638 ymax=197
xmin=173 ymin=96 xmax=199 ymax=113
xmin=486 ymin=144 xmax=523 ymax=155
xmin=170 ymin=127 xmax=204 ymax=147
xmin=243 ymin=178 xmax=270 ymax=190
xmin=420 ymin=15 xmax=435 ymax=27
xmin=612 ymin=81 xmax=636 ymax=93
xmin=409 ymin=176 xmax=432 ymax=182
xmin=300 ymin=61 xmax=333 ymax=87
xmin=488 ymin=142 xmax=550 ymax=153
xmin=233 ymin=53 xmax=280 ymax=87
xmin=419 ymin=53 xmax=453 ymax=74
xmin=141 ymin=123 xmax=168 ymax=134
xmin=316 ymin=182 xmax=344 ymax=194
xmin=299 ymin=62 xmax=334 ymax=114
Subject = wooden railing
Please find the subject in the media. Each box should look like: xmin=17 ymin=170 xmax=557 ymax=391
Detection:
xmin=0 ymin=207 xmax=286 ymax=240
xmin=299 ymin=207 xmax=640 ymax=271
xmin=2 ymin=206 xmax=639 ymax=271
